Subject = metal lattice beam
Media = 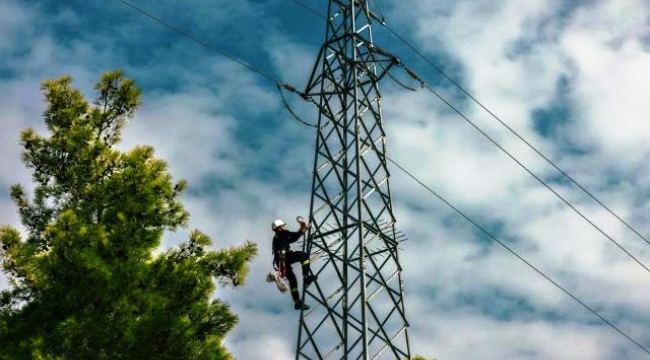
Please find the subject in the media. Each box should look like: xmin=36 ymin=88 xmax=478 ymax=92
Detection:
xmin=298 ymin=1 xmax=410 ymax=359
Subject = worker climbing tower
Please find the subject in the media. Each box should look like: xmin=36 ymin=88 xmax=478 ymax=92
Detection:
xmin=298 ymin=1 xmax=410 ymax=359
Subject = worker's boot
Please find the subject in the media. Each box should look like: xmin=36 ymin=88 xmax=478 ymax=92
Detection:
xmin=294 ymin=300 xmax=310 ymax=310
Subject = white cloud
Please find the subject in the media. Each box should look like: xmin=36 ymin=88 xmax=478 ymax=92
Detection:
xmin=408 ymin=304 xmax=623 ymax=360
xmin=2 ymin=0 xmax=650 ymax=359
xmin=561 ymin=1 xmax=650 ymax=153
xmin=265 ymin=32 xmax=320 ymax=87
xmin=0 ymin=0 xmax=33 ymax=51
xmin=121 ymin=90 xmax=240 ymax=185
xmin=379 ymin=0 xmax=650 ymax=358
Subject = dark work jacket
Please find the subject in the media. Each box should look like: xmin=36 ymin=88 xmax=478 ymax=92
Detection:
xmin=272 ymin=230 xmax=303 ymax=268
xmin=272 ymin=230 xmax=304 ymax=254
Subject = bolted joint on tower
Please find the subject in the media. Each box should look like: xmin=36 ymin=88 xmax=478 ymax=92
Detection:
xmin=298 ymin=1 xmax=411 ymax=359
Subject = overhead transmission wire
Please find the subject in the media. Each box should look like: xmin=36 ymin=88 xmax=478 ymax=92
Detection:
xmin=288 ymin=0 xmax=324 ymax=19
xmin=285 ymin=0 xmax=650 ymax=276
xmin=374 ymin=10 xmax=650 ymax=249
xmin=279 ymin=67 xmax=650 ymax=355
xmin=280 ymin=63 xmax=650 ymax=356
xmin=111 ymin=0 xmax=316 ymax=126
xmin=281 ymin=0 xmax=650 ymax=353
xmin=387 ymin=158 xmax=650 ymax=356
xmin=418 ymin=78 xmax=650 ymax=275
xmin=110 ymin=0 xmax=650 ymax=355
xmin=111 ymin=0 xmax=277 ymax=83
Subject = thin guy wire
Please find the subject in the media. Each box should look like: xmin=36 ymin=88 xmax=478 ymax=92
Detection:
xmin=422 ymin=83 xmax=650 ymax=276
xmin=387 ymin=156 xmax=650 ymax=356
xmin=112 ymin=0 xmax=278 ymax=83
xmin=378 ymin=21 xmax=650 ymax=248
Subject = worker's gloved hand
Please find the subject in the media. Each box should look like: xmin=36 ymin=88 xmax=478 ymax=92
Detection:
xmin=296 ymin=216 xmax=311 ymax=229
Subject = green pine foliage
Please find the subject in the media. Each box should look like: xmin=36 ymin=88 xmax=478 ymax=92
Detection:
xmin=0 ymin=71 xmax=258 ymax=359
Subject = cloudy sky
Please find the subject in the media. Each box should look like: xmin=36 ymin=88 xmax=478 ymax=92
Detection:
xmin=1 ymin=0 xmax=650 ymax=359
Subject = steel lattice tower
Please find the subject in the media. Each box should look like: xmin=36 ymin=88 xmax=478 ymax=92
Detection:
xmin=298 ymin=1 xmax=410 ymax=359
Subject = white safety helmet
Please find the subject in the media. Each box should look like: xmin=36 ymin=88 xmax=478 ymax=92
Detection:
xmin=271 ymin=219 xmax=286 ymax=231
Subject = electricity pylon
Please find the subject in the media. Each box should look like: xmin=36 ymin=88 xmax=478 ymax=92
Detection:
xmin=298 ymin=1 xmax=411 ymax=359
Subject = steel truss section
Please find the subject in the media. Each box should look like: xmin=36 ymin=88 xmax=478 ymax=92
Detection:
xmin=298 ymin=1 xmax=411 ymax=359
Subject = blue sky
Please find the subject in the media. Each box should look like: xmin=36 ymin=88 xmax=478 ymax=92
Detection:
xmin=1 ymin=0 xmax=650 ymax=359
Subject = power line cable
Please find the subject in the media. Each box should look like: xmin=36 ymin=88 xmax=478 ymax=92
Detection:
xmin=419 ymin=82 xmax=650 ymax=276
xmin=110 ymin=0 xmax=650 ymax=354
xmin=280 ymin=85 xmax=650 ymax=354
xmin=112 ymin=0 xmax=278 ymax=84
xmin=376 ymin=19 xmax=650 ymax=249
xmin=112 ymin=0 xmax=317 ymax=131
xmin=117 ymin=0 xmax=650 ymax=293
xmin=286 ymin=0 xmax=650 ymax=276
xmin=387 ymin=156 xmax=650 ymax=356
xmin=277 ymin=83 xmax=317 ymax=128
xmin=371 ymin=0 xmax=387 ymax=22
xmin=288 ymin=0 xmax=325 ymax=19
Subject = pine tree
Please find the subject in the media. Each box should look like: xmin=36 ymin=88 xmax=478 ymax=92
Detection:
xmin=0 ymin=71 xmax=257 ymax=360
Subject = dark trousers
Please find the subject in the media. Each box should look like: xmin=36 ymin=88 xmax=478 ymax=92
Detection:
xmin=284 ymin=251 xmax=311 ymax=302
